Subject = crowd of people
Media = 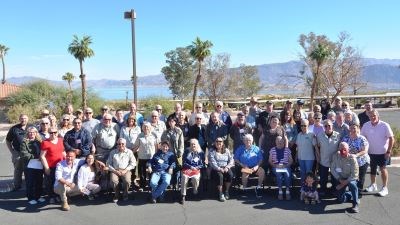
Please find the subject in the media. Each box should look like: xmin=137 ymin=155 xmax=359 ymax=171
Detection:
xmin=5 ymin=97 xmax=395 ymax=213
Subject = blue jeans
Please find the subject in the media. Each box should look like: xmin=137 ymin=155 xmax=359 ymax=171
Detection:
xmin=299 ymin=160 xmax=314 ymax=182
xmin=337 ymin=180 xmax=359 ymax=206
xmin=150 ymin=171 xmax=171 ymax=199
xmin=272 ymin=167 xmax=291 ymax=189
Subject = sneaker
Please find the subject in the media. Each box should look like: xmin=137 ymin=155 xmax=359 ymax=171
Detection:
xmin=350 ymin=205 xmax=360 ymax=213
xmin=364 ymin=183 xmax=378 ymax=192
xmin=150 ymin=198 xmax=157 ymax=204
xmin=224 ymin=191 xmax=230 ymax=200
xmin=49 ymin=198 xmax=56 ymax=204
xmin=219 ymin=193 xmax=226 ymax=202
xmin=378 ymin=186 xmax=389 ymax=197
xmin=112 ymin=196 xmax=119 ymax=203
xmin=38 ymin=197 xmax=46 ymax=203
xmin=28 ymin=200 xmax=38 ymax=205
xmin=255 ymin=187 xmax=262 ymax=199
xmin=180 ymin=196 xmax=185 ymax=205
xmin=88 ymin=195 xmax=95 ymax=201
xmin=304 ymin=198 xmax=310 ymax=204
xmin=61 ymin=201 xmax=70 ymax=211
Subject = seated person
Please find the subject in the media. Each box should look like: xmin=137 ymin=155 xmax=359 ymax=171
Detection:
xmin=106 ymin=138 xmax=136 ymax=203
xmin=209 ymin=137 xmax=234 ymax=202
xmin=300 ymin=172 xmax=320 ymax=204
xmin=54 ymin=151 xmax=85 ymax=211
xmin=147 ymin=141 xmax=177 ymax=203
xmin=331 ymin=142 xmax=360 ymax=213
xmin=180 ymin=139 xmax=205 ymax=204
xmin=77 ymin=154 xmax=105 ymax=200
xmin=269 ymin=136 xmax=293 ymax=200
xmin=234 ymin=134 xmax=265 ymax=198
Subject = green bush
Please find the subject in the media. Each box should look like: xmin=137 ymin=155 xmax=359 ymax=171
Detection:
xmin=392 ymin=128 xmax=400 ymax=156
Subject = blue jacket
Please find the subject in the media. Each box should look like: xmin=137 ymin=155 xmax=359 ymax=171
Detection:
xmin=182 ymin=149 xmax=205 ymax=170
xmin=63 ymin=128 xmax=93 ymax=157
xmin=147 ymin=150 xmax=176 ymax=172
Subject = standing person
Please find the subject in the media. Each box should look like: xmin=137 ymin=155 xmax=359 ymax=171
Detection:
xmin=64 ymin=104 xmax=75 ymax=120
xmin=341 ymin=101 xmax=360 ymax=125
xmin=256 ymin=100 xmax=277 ymax=146
xmin=230 ymin=112 xmax=253 ymax=152
xmin=177 ymin=111 xmax=190 ymax=148
xmin=188 ymin=113 xmax=208 ymax=151
xmin=155 ymin=105 xmax=167 ymax=122
xmin=342 ymin=123 xmax=370 ymax=194
xmin=54 ymin=151 xmax=85 ymax=211
xmin=209 ymin=137 xmax=234 ymax=202
xmin=132 ymin=122 xmax=159 ymax=191
xmin=147 ymin=141 xmax=177 ymax=203
xmin=280 ymin=100 xmax=294 ymax=123
xmin=63 ymin=118 xmax=93 ymax=158
xmin=82 ymin=107 xmax=99 ymax=135
xmin=167 ymin=103 xmax=185 ymax=127
xmin=38 ymin=117 xmax=50 ymax=140
xmin=315 ymin=120 xmax=341 ymax=196
xmin=20 ymin=127 xmax=45 ymax=205
xmin=296 ymin=119 xmax=317 ymax=183
xmin=149 ymin=110 xmax=167 ymax=140
xmin=6 ymin=114 xmax=30 ymax=191
xmin=124 ymin=102 xmax=144 ymax=127
xmin=95 ymin=105 xmax=110 ymax=120
xmin=361 ymin=109 xmax=394 ymax=197
xmin=189 ymin=102 xmax=209 ymax=126
xmin=107 ymin=138 xmax=136 ymax=202
xmin=77 ymin=154 xmax=103 ymax=200
xmin=48 ymin=114 xmax=58 ymax=130
xmin=180 ymin=139 xmax=205 ymax=204
xmin=310 ymin=112 xmax=324 ymax=136
xmin=40 ymin=127 xmax=65 ymax=204
xmin=320 ymin=99 xmax=331 ymax=120
xmin=92 ymin=114 xmax=120 ymax=162
xmin=242 ymin=105 xmax=256 ymax=129
xmin=332 ymin=96 xmax=343 ymax=113
xmin=58 ymin=114 xmax=73 ymax=138
xmin=295 ymin=100 xmax=308 ymax=119
xmin=358 ymin=100 xmax=373 ymax=128
xmin=259 ymin=116 xmax=286 ymax=170
xmin=113 ymin=109 xmax=125 ymax=128
xmin=206 ymin=112 xmax=228 ymax=148
xmin=331 ymin=142 xmax=360 ymax=213
xmin=333 ymin=111 xmax=349 ymax=138
xmin=213 ymin=101 xmax=232 ymax=131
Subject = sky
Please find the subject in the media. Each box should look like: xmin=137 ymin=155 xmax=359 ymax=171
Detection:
xmin=1 ymin=0 xmax=400 ymax=81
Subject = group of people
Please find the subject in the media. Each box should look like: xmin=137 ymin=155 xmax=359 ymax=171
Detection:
xmin=6 ymin=97 xmax=394 ymax=213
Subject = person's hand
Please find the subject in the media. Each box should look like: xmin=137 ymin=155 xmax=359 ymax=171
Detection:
xmin=168 ymin=168 xmax=173 ymax=175
xmin=385 ymin=152 xmax=391 ymax=160
xmin=147 ymin=167 xmax=152 ymax=174
xmin=44 ymin=168 xmax=50 ymax=176
xmin=252 ymin=165 xmax=259 ymax=172
xmin=68 ymin=182 xmax=76 ymax=189
xmin=223 ymin=167 xmax=229 ymax=173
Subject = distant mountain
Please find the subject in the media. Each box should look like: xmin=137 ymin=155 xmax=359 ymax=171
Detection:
xmin=7 ymin=58 xmax=400 ymax=89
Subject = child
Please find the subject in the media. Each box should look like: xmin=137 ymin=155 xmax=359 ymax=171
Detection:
xmin=300 ymin=172 xmax=320 ymax=204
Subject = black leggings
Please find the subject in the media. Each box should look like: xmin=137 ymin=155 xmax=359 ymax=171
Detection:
xmin=212 ymin=169 xmax=233 ymax=186
xmin=138 ymin=159 xmax=150 ymax=188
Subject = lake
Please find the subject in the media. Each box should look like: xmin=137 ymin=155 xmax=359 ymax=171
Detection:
xmin=91 ymin=86 xmax=172 ymax=100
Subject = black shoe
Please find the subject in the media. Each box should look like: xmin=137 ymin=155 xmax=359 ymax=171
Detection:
xmin=255 ymin=187 xmax=262 ymax=198
xmin=180 ymin=196 xmax=185 ymax=205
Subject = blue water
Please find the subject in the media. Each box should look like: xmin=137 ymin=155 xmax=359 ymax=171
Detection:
xmin=91 ymin=86 xmax=172 ymax=100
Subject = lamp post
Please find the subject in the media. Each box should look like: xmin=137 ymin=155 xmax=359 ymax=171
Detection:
xmin=124 ymin=9 xmax=137 ymax=105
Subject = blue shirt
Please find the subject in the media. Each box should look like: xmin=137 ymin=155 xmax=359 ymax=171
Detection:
xmin=63 ymin=128 xmax=93 ymax=157
xmin=182 ymin=149 xmax=205 ymax=170
xmin=147 ymin=150 xmax=176 ymax=172
xmin=234 ymin=144 xmax=263 ymax=168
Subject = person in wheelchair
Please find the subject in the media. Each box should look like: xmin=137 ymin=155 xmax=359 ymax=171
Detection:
xmin=147 ymin=141 xmax=177 ymax=203
xmin=269 ymin=136 xmax=293 ymax=200
xmin=180 ymin=139 xmax=205 ymax=204
xmin=234 ymin=134 xmax=265 ymax=198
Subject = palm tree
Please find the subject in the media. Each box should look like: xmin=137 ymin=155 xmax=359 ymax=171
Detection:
xmin=62 ymin=72 xmax=75 ymax=103
xmin=68 ymin=35 xmax=94 ymax=109
xmin=189 ymin=37 xmax=213 ymax=111
xmin=309 ymin=43 xmax=330 ymax=110
xmin=0 ymin=44 xmax=10 ymax=84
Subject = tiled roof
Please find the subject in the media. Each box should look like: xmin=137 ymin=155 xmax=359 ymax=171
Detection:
xmin=0 ymin=83 xmax=21 ymax=99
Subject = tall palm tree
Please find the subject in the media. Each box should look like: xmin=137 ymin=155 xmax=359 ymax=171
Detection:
xmin=0 ymin=44 xmax=10 ymax=84
xmin=309 ymin=43 xmax=330 ymax=110
xmin=68 ymin=35 xmax=94 ymax=109
xmin=189 ymin=37 xmax=213 ymax=111
xmin=62 ymin=72 xmax=75 ymax=103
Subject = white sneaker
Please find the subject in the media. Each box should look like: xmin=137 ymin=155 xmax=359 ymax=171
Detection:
xmin=38 ymin=197 xmax=46 ymax=203
xmin=364 ymin=183 xmax=378 ymax=192
xmin=378 ymin=186 xmax=389 ymax=197
xmin=28 ymin=200 xmax=38 ymax=205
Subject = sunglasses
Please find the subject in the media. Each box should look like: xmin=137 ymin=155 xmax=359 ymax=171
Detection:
xmin=85 ymin=112 xmax=93 ymax=114
xmin=314 ymin=117 xmax=321 ymax=119
xmin=216 ymin=105 xmax=222 ymax=108
xmin=300 ymin=125 xmax=307 ymax=127
xmin=49 ymin=131 xmax=58 ymax=134
xmin=63 ymin=119 xmax=69 ymax=121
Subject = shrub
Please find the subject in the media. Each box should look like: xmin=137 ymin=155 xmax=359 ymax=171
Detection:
xmin=392 ymin=128 xmax=400 ymax=156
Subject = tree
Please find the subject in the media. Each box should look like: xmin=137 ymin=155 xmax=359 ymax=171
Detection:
xmin=189 ymin=37 xmax=213 ymax=111
xmin=199 ymin=53 xmax=231 ymax=105
xmin=299 ymin=33 xmax=332 ymax=110
xmin=62 ymin=72 xmax=76 ymax=103
xmin=0 ymin=44 xmax=10 ymax=84
xmin=232 ymin=64 xmax=263 ymax=99
xmin=68 ymin=35 xmax=94 ymax=109
xmin=161 ymin=46 xmax=195 ymax=106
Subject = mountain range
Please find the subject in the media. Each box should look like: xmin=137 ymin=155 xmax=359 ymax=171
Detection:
xmin=6 ymin=58 xmax=400 ymax=90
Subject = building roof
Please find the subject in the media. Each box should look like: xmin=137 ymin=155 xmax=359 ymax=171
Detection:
xmin=0 ymin=83 xmax=21 ymax=99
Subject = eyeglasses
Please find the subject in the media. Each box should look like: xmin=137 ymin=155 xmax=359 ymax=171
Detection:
xmin=41 ymin=122 xmax=49 ymax=125
xmin=102 ymin=109 xmax=108 ymax=111
xmin=196 ymin=118 xmax=202 ymax=120
xmin=216 ymin=105 xmax=222 ymax=108
xmin=324 ymin=125 xmax=332 ymax=128
xmin=314 ymin=117 xmax=321 ymax=119
xmin=300 ymin=125 xmax=307 ymax=127
xmin=49 ymin=131 xmax=58 ymax=134
xmin=216 ymin=140 xmax=223 ymax=143
xmin=117 ymin=143 xmax=125 ymax=146
xmin=63 ymin=119 xmax=69 ymax=121
xmin=342 ymin=104 xmax=348 ymax=107
xmin=85 ymin=112 xmax=93 ymax=114
xmin=104 ymin=119 xmax=112 ymax=121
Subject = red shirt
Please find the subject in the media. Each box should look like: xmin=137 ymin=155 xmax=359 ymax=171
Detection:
xmin=41 ymin=138 xmax=65 ymax=168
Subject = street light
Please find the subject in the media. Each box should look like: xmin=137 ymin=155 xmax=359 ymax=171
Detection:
xmin=124 ymin=9 xmax=137 ymax=105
